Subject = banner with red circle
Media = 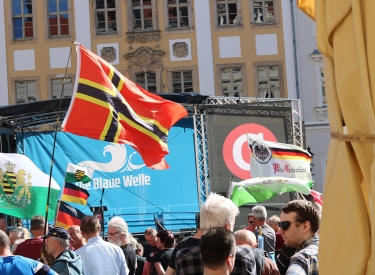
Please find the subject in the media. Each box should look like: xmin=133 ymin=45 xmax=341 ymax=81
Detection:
xmin=222 ymin=123 xmax=277 ymax=179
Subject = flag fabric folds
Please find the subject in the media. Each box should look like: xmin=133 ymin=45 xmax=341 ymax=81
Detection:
xmin=65 ymin=163 xmax=94 ymax=184
xmin=229 ymin=177 xmax=313 ymax=207
xmin=61 ymin=182 xmax=89 ymax=206
xmin=154 ymin=216 xmax=167 ymax=232
xmin=55 ymin=201 xmax=86 ymax=229
xmin=248 ymin=136 xmax=313 ymax=181
xmin=0 ymin=153 xmax=60 ymax=220
xmin=61 ymin=44 xmax=188 ymax=169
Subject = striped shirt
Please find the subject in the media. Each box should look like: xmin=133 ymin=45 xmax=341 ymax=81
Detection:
xmin=286 ymin=235 xmax=319 ymax=275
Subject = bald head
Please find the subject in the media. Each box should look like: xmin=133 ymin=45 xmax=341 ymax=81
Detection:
xmin=234 ymin=230 xmax=257 ymax=248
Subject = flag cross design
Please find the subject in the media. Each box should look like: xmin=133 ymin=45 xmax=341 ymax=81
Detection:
xmin=77 ymin=72 xmax=169 ymax=147
xmin=62 ymin=44 xmax=188 ymax=169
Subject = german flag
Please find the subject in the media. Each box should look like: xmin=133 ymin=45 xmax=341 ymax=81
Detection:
xmin=55 ymin=201 xmax=86 ymax=229
xmin=61 ymin=44 xmax=188 ymax=170
xmin=61 ymin=182 xmax=89 ymax=206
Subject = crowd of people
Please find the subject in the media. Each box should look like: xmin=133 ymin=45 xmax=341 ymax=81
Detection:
xmin=0 ymin=193 xmax=321 ymax=275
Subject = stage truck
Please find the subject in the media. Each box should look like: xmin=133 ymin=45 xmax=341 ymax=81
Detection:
xmin=0 ymin=95 xmax=303 ymax=234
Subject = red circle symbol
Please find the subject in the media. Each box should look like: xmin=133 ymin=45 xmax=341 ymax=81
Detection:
xmin=222 ymin=124 xmax=277 ymax=179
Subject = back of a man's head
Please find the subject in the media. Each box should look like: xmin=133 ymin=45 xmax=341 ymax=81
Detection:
xmin=80 ymin=216 xmax=101 ymax=235
xmin=200 ymin=193 xmax=239 ymax=232
xmin=0 ymin=230 xmax=10 ymax=250
xmin=200 ymin=227 xmax=236 ymax=271
xmin=233 ymin=230 xmax=257 ymax=248
xmin=30 ymin=215 xmax=45 ymax=231
xmin=251 ymin=205 xmax=267 ymax=221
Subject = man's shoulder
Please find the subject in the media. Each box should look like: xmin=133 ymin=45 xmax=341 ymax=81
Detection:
xmin=176 ymin=237 xmax=200 ymax=250
xmin=176 ymin=245 xmax=200 ymax=257
xmin=18 ymin=237 xmax=43 ymax=246
xmin=4 ymin=256 xmax=55 ymax=275
xmin=235 ymin=245 xmax=254 ymax=258
xmin=232 ymin=246 xmax=256 ymax=275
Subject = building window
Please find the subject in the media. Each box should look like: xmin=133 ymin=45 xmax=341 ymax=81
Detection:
xmin=166 ymin=66 xmax=198 ymax=93
xmin=96 ymin=0 xmax=117 ymax=33
xmin=217 ymin=63 xmax=247 ymax=96
xmin=171 ymin=71 xmax=193 ymax=93
xmin=167 ymin=0 xmax=190 ymax=29
xmin=131 ymin=0 xmax=155 ymax=31
xmin=220 ymin=68 xmax=243 ymax=97
xmin=250 ymin=0 xmax=279 ymax=28
xmin=16 ymin=80 xmax=37 ymax=104
xmin=51 ymin=78 xmax=73 ymax=99
xmin=135 ymin=72 xmax=157 ymax=93
xmin=316 ymin=65 xmax=326 ymax=106
xmin=12 ymin=0 xmax=34 ymax=39
xmin=216 ymin=0 xmax=239 ymax=26
xmin=48 ymin=0 xmax=69 ymax=37
xmin=257 ymin=65 xmax=280 ymax=98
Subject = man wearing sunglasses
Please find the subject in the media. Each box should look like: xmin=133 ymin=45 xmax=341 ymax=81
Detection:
xmin=278 ymin=200 xmax=320 ymax=275
xmin=245 ymin=214 xmax=257 ymax=232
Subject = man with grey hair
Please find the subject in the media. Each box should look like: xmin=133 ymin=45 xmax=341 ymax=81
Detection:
xmin=175 ymin=192 xmax=256 ymax=275
xmin=43 ymin=227 xmax=82 ymax=275
xmin=252 ymin=205 xmax=276 ymax=260
xmin=108 ymin=216 xmax=137 ymax=275
xmin=9 ymin=228 xmax=24 ymax=248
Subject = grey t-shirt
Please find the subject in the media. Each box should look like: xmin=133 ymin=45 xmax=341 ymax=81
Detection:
xmin=254 ymin=224 xmax=276 ymax=254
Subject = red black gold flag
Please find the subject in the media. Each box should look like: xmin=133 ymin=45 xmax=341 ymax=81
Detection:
xmin=61 ymin=44 xmax=188 ymax=169
xmin=61 ymin=182 xmax=90 ymax=206
xmin=55 ymin=201 xmax=86 ymax=229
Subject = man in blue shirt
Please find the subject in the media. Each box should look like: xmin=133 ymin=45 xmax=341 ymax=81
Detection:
xmin=0 ymin=230 xmax=56 ymax=275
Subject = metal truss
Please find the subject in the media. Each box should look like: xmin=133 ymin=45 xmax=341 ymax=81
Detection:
xmin=192 ymin=107 xmax=210 ymax=205
xmin=0 ymin=110 xmax=67 ymax=132
xmin=203 ymin=96 xmax=303 ymax=146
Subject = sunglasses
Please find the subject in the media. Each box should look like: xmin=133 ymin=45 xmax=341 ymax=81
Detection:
xmin=248 ymin=221 xmax=255 ymax=224
xmin=278 ymin=221 xmax=300 ymax=231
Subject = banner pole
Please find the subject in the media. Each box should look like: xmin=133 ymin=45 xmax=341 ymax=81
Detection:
xmin=42 ymin=45 xmax=73 ymax=257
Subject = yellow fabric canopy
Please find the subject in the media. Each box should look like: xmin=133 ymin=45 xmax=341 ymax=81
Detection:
xmin=298 ymin=0 xmax=374 ymax=274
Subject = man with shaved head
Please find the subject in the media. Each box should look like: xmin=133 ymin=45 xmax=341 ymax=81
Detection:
xmin=234 ymin=230 xmax=280 ymax=275
xmin=68 ymin=225 xmax=86 ymax=250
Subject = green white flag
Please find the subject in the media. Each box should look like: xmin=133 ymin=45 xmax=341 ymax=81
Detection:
xmin=65 ymin=163 xmax=94 ymax=184
xmin=0 ymin=153 xmax=60 ymax=220
xmin=229 ymin=176 xmax=313 ymax=207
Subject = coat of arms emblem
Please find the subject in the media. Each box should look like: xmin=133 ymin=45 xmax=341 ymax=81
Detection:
xmin=0 ymin=161 xmax=33 ymax=208
xmin=100 ymin=47 xmax=116 ymax=63
xmin=75 ymin=169 xmax=85 ymax=180
xmin=172 ymin=42 xmax=188 ymax=58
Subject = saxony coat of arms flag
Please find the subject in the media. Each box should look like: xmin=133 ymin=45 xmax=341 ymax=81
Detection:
xmin=0 ymin=153 xmax=60 ymax=220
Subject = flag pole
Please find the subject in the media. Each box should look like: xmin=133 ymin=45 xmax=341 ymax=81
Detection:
xmin=43 ymin=45 xmax=73 ymax=236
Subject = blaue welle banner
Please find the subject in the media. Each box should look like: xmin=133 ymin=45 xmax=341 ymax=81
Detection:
xmin=17 ymin=119 xmax=199 ymax=233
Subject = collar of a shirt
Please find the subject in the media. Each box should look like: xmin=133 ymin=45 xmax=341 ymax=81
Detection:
xmin=298 ymin=234 xmax=319 ymax=251
xmin=87 ymin=236 xmax=103 ymax=245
